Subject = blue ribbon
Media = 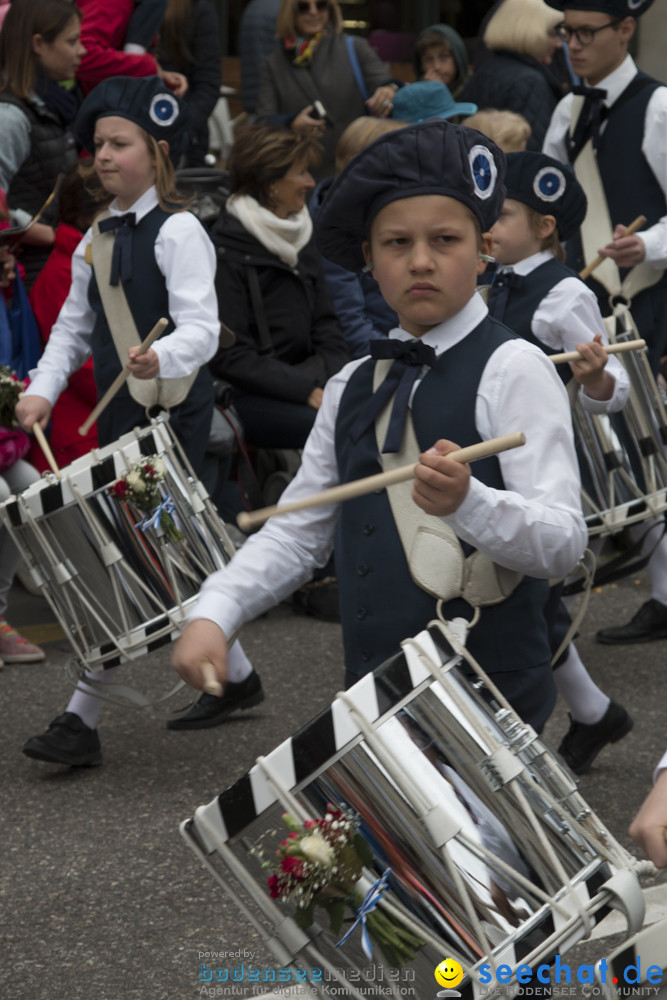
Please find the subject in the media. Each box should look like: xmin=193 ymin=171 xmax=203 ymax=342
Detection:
xmin=336 ymin=868 xmax=391 ymax=960
xmin=135 ymin=494 xmax=176 ymax=534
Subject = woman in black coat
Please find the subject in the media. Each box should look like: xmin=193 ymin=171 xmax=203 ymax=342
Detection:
xmin=211 ymin=124 xmax=349 ymax=449
xmin=460 ymin=0 xmax=566 ymax=152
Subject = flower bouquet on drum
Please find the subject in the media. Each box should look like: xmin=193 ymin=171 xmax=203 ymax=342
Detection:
xmin=109 ymin=455 xmax=184 ymax=543
xmin=254 ymin=807 xmax=424 ymax=967
xmin=0 ymin=365 xmax=26 ymax=427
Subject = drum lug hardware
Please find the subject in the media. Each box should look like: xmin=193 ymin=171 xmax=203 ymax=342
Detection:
xmin=478 ymin=745 xmax=524 ymax=790
xmin=495 ymin=709 xmax=537 ymax=752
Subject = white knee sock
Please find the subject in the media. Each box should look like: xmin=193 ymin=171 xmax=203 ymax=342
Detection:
xmin=66 ymin=667 xmax=119 ymax=730
xmin=227 ymin=640 xmax=253 ymax=683
xmin=554 ymin=645 xmax=610 ymax=724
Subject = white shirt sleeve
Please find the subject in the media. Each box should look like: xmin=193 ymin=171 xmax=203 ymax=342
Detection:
xmin=638 ymin=87 xmax=667 ymax=266
xmin=654 ymin=749 xmax=667 ymax=783
xmin=447 ymin=340 xmax=588 ymax=580
xmin=532 ymin=277 xmax=630 ymax=413
xmin=151 ymin=213 xmax=220 ymax=378
xmin=24 ymin=230 xmax=96 ymax=404
xmin=193 ymin=364 xmax=359 ymax=639
xmin=542 ymin=95 xmax=572 ymax=162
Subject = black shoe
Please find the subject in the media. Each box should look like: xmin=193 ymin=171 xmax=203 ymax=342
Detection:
xmin=167 ymin=670 xmax=264 ymax=730
xmin=558 ymin=701 xmax=633 ymax=774
xmin=22 ymin=712 xmax=102 ymax=766
xmin=596 ymin=598 xmax=667 ymax=644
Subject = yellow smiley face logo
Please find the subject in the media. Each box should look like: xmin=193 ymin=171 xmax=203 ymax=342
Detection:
xmin=435 ymin=958 xmax=464 ymax=989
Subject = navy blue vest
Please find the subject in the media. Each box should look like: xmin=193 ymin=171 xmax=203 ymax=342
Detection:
xmin=491 ymin=258 xmax=577 ymax=385
xmin=87 ymin=205 xmax=213 ymax=470
xmin=334 ymin=318 xmax=551 ymax=684
xmin=567 ymin=73 xmax=667 ymax=297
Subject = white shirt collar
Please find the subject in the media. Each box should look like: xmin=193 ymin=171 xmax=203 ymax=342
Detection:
xmin=109 ymin=186 xmax=158 ymax=222
xmin=585 ymin=53 xmax=636 ymax=106
xmin=501 ymin=250 xmax=554 ymax=277
xmin=390 ymin=291 xmax=488 ymax=357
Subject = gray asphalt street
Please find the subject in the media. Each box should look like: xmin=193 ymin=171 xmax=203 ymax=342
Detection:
xmin=2 ymin=570 xmax=666 ymax=1000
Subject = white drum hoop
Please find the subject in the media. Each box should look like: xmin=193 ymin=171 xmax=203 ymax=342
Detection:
xmin=0 ymin=416 xmax=234 ymax=673
xmin=181 ymin=623 xmax=643 ymax=998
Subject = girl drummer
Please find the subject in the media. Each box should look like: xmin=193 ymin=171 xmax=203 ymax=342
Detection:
xmin=172 ymin=119 xmax=588 ymax=736
xmin=18 ymin=76 xmax=262 ymax=767
xmin=487 ymin=150 xmax=633 ymax=774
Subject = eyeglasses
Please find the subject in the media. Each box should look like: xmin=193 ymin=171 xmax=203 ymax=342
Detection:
xmin=296 ymin=0 xmax=328 ymax=12
xmin=556 ymin=20 xmax=621 ymax=46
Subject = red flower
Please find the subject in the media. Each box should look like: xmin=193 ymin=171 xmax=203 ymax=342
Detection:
xmin=268 ymin=874 xmax=280 ymax=899
xmin=111 ymin=480 xmax=129 ymax=498
xmin=281 ymin=855 xmax=305 ymax=880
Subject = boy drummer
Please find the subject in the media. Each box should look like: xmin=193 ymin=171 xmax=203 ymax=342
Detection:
xmin=173 ymin=120 xmax=587 ymax=734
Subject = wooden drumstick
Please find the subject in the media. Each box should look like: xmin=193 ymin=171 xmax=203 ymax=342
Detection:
xmin=579 ymin=214 xmax=647 ymax=281
xmin=78 ymin=317 xmax=169 ymax=436
xmin=548 ymin=338 xmax=646 ymax=365
xmin=32 ymin=422 xmax=62 ymax=480
xmin=200 ymin=659 xmax=223 ymax=697
xmin=237 ymin=431 xmax=526 ymax=532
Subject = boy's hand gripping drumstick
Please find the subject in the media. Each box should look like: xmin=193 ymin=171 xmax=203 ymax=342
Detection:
xmin=579 ymin=214 xmax=646 ymax=281
xmin=237 ymin=431 xmax=526 ymax=532
xmin=548 ymin=338 xmax=646 ymax=365
xmin=78 ymin=318 xmax=168 ymax=436
xmin=16 ymin=391 xmax=62 ymax=479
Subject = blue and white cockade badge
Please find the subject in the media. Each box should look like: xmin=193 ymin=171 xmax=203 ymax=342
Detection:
xmin=149 ymin=92 xmax=180 ymax=127
xmin=468 ymin=145 xmax=498 ymax=201
xmin=533 ymin=165 xmax=566 ymax=203
xmin=628 ymin=0 xmax=651 ymax=10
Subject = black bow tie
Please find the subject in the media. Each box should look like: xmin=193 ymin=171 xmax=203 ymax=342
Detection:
xmin=570 ymin=84 xmax=608 ymax=156
xmin=97 ymin=212 xmax=137 ymax=285
xmin=349 ymin=338 xmax=437 ymax=454
xmin=487 ymin=270 xmax=523 ymax=323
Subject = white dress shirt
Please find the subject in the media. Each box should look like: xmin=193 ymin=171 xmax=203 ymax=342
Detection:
xmin=499 ymin=250 xmax=630 ymax=413
xmin=24 ymin=187 xmax=220 ymax=405
xmin=543 ymin=55 xmax=667 ymax=267
xmin=193 ymin=292 xmax=588 ymax=642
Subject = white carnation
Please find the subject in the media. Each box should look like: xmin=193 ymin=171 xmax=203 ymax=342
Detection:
xmin=300 ymin=833 xmax=334 ymax=867
xmin=126 ymin=471 xmax=146 ymax=493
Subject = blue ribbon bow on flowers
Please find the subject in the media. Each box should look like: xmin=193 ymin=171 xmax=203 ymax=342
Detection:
xmin=135 ymin=494 xmax=176 ymax=533
xmin=336 ymin=868 xmax=392 ymax=960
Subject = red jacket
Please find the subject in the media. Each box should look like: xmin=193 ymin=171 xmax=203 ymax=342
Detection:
xmin=28 ymin=223 xmax=98 ymax=471
xmin=75 ymin=0 xmax=159 ymax=95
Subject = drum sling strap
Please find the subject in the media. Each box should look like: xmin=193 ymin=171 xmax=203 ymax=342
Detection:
xmin=88 ymin=209 xmax=198 ymax=410
xmin=569 ymin=85 xmax=663 ymax=336
xmin=372 ymin=359 xmax=524 ymax=617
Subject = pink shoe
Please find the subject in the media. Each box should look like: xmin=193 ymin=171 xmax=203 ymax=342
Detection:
xmin=0 ymin=620 xmax=45 ymax=663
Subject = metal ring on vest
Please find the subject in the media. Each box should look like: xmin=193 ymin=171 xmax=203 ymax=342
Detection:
xmin=146 ymin=405 xmax=169 ymax=422
xmin=436 ymin=600 xmax=481 ymax=631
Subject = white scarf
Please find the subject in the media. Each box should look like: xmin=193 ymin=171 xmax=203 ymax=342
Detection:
xmin=226 ymin=193 xmax=313 ymax=267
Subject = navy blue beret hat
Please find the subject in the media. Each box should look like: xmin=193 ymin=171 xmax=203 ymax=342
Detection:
xmin=504 ymin=152 xmax=587 ymax=242
xmin=544 ymin=0 xmax=654 ymax=15
xmin=75 ymin=76 xmax=190 ymax=164
xmin=315 ymin=118 xmax=506 ymax=273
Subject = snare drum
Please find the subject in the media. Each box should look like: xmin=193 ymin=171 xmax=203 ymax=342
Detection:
xmin=573 ymin=336 xmax=667 ymax=537
xmin=181 ymin=624 xmax=644 ymax=999
xmin=0 ymin=417 xmax=234 ymax=673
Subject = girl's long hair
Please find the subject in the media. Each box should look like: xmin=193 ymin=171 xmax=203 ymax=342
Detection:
xmin=0 ymin=0 xmax=81 ymax=101
xmin=159 ymin=0 xmax=194 ymax=68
